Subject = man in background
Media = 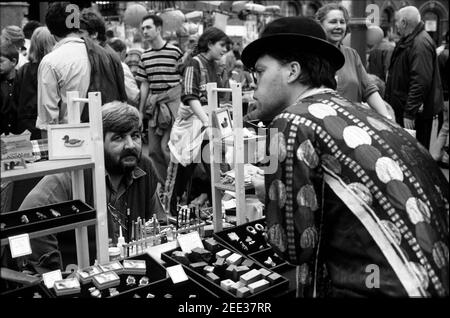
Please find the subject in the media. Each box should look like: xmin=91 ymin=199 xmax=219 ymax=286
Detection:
xmin=135 ymin=15 xmax=183 ymax=184
xmin=385 ymin=6 xmax=444 ymax=149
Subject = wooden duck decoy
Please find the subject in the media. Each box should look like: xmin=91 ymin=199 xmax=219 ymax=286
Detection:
xmin=62 ymin=135 xmax=84 ymax=147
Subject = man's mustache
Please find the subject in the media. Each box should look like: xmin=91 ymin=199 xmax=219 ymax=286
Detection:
xmin=120 ymin=148 xmax=139 ymax=160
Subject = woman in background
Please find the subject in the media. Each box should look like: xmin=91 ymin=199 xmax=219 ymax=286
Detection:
xmin=14 ymin=26 xmax=55 ymax=140
xmin=316 ymin=3 xmax=392 ymax=119
xmin=164 ymin=27 xmax=230 ymax=214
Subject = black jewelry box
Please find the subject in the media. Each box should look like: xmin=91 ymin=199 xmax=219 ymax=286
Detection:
xmin=115 ymin=277 xmax=219 ymax=298
xmin=0 ymin=282 xmax=52 ymax=298
xmin=0 ymin=200 xmax=96 ymax=239
xmin=160 ymin=239 xmax=289 ymax=298
xmin=45 ymin=253 xmax=167 ymax=298
xmin=213 ymin=218 xmax=293 ymax=273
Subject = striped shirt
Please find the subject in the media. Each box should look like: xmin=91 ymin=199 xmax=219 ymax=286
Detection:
xmin=135 ymin=42 xmax=183 ymax=93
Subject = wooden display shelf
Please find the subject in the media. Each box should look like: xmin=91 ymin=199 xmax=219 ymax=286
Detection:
xmin=1 ymin=158 xmax=94 ymax=182
xmin=0 ymin=219 xmax=96 ymax=246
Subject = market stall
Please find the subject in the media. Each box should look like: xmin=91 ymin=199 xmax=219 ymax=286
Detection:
xmin=0 ymin=82 xmax=298 ymax=298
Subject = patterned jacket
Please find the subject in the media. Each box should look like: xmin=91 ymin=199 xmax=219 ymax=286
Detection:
xmin=265 ymin=90 xmax=449 ymax=297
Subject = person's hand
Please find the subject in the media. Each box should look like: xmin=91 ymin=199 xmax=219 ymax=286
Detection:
xmin=404 ymin=118 xmax=415 ymax=129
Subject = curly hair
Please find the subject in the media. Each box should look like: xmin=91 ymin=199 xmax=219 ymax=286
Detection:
xmin=46 ymin=2 xmax=79 ymax=38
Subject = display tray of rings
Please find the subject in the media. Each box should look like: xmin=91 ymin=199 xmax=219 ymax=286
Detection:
xmin=160 ymin=238 xmax=289 ymax=298
xmin=115 ymin=277 xmax=219 ymax=299
xmin=45 ymin=253 xmax=168 ymax=298
xmin=213 ymin=218 xmax=294 ymax=273
xmin=1 ymin=282 xmax=53 ymax=298
xmin=0 ymin=200 xmax=96 ymax=239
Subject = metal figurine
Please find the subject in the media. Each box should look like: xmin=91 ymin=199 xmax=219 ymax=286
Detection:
xmin=36 ymin=212 xmax=47 ymax=220
xmin=50 ymin=209 xmax=61 ymax=217
xmin=20 ymin=215 xmax=30 ymax=224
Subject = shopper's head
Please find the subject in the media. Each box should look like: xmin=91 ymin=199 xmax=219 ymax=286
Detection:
xmin=102 ymin=102 xmax=143 ymax=174
xmin=241 ymin=16 xmax=343 ymax=119
xmin=0 ymin=41 xmax=18 ymax=75
xmin=108 ymin=37 xmax=127 ymax=61
xmin=80 ymin=8 xmax=106 ymax=44
xmin=141 ymin=15 xmax=162 ymax=42
xmin=46 ymin=2 xmax=79 ymax=39
xmin=315 ymin=3 xmax=350 ymax=46
xmin=395 ymin=6 xmax=421 ymax=38
xmin=28 ymin=27 xmax=56 ymax=64
xmin=1 ymin=25 xmax=25 ymax=50
xmin=23 ymin=20 xmax=43 ymax=40
xmin=195 ymin=27 xmax=230 ymax=60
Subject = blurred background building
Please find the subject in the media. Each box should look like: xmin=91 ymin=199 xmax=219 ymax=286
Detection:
xmin=1 ymin=1 xmax=448 ymax=66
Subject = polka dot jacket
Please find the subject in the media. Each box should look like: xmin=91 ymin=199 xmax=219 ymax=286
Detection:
xmin=264 ymin=91 xmax=449 ymax=297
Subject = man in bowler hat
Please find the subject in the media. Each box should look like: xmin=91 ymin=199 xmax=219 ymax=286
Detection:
xmin=245 ymin=17 xmax=448 ymax=297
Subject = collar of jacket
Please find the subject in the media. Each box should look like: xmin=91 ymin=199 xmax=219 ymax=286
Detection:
xmin=397 ymin=21 xmax=425 ymax=48
xmin=105 ymin=164 xmax=147 ymax=189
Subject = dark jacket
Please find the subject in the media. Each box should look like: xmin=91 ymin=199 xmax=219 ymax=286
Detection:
xmin=438 ymin=46 xmax=448 ymax=101
xmin=385 ymin=22 xmax=444 ymax=120
xmin=81 ymin=37 xmax=127 ymax=122
xmin=13 ymin=62 xmax=41 ymax=140
xmin=0 ymin=70 xmax=17 ymax=135
xmin=14 ymin=155 xmax=163 ymax=273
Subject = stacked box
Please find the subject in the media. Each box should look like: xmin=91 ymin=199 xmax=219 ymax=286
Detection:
xmin=54 ymin=277 xmax=81 ymax=296
xmin=92 ymin=271 xmax=121 ymax=290
xmin=122 ymin=259 xmax=146 ymax=275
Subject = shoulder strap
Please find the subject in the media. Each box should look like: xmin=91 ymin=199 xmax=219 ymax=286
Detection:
xmin=193 ymin=56 xmax=207 ymax=86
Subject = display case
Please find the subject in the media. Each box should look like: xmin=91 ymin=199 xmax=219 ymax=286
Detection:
xmin=213 ymin=218 xmax=293 ymax=273
xmin=45 ymin=253 xmax=167 ymax=298
xmin=0 ymin=282 xmax=52 ymax=298
xmin=0 ymin=200 xmax=96 ymax=240
xmin=115 ymin=277 xmax=219 ymax=299
xmin=0 ymin=91 xmax=109 ymax=269
xmin=161 ymin=238 xmax=289 ymax=298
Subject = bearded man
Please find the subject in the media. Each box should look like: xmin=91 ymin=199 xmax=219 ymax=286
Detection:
xmin=11 ymin=102 xmax=163 ymax=273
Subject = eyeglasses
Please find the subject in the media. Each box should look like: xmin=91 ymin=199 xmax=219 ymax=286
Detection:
xmin=249 ymin=68 xmax=260 ymax=85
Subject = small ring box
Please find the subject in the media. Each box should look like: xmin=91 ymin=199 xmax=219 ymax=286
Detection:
xmin=122 ymin=259 xmax=146 ymax=275
xmin=99 ymin=260 xmax=124 ymax=274
xmin=77 ymin=265 xmax=103 ymax=284
xmin=92 ymin=271 xmax=121 ymax=290
xmin=54 ymin=277 xmax=81 ymax=296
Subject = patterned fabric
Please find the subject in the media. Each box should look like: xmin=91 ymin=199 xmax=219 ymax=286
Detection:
xmin=265 ymin=91 xmax=449 ymax=297
xmin=31 ymin=138 xmax=48 ymax=161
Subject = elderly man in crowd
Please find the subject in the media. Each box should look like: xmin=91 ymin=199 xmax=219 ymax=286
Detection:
xmin=385 ymin=6 xmax=444 ymax=149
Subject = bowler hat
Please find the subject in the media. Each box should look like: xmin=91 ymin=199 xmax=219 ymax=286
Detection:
xmin=241 ymin=16 xmax=344 ymax=71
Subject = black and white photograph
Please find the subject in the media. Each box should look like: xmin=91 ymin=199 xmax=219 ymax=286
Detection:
xmin=0 ymin=0 xmax=448 ymax=310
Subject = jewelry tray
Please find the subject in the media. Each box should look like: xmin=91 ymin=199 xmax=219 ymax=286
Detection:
xmin=0 ymin=200 xmax=96 ymax=239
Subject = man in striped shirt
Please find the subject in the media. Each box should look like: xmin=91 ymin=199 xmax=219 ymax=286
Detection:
xmin=136 ymin=15 xmax=183 ymax=184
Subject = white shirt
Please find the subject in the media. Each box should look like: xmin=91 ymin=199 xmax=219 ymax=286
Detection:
xmin=36 ymin=37 xmax=91 ymax=130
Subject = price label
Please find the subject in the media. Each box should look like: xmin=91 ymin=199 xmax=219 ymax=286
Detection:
xmin=8 ymin=233 xmax=32 ymax=258
xmin=177 ymin=231 xmax=204 ymax=253
xmin=166 ymin=264 xmax=188 ymax=284
xmin=42 ymin=269 xmax=63 ymax=289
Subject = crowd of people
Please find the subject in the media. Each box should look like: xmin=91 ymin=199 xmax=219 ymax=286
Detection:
xmin=0 ymin=1 xmax=448 ymax=297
